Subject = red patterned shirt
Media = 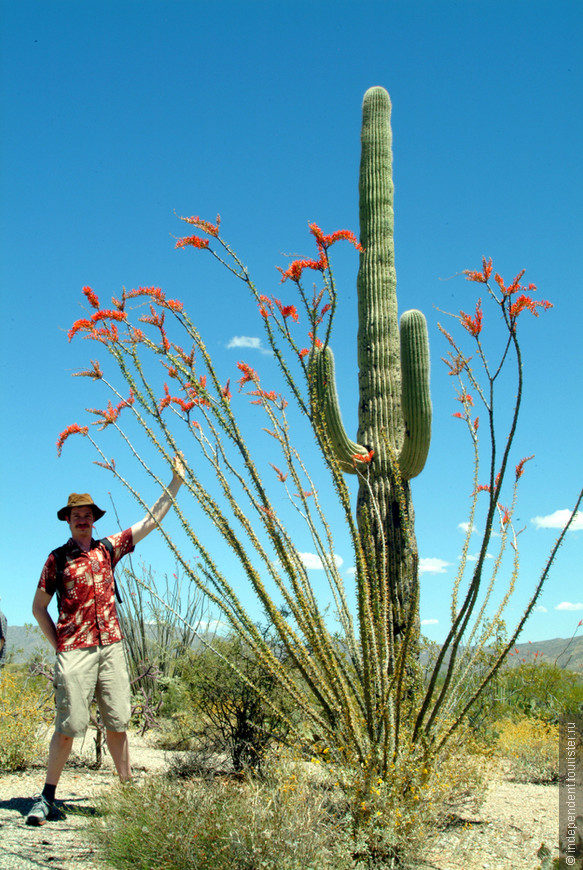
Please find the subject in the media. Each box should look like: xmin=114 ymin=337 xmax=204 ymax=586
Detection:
xmin=38 ymin=530 xmax=134 ymax=652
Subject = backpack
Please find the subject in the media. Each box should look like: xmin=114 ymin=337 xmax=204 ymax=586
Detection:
xmin=51 ymin=537 xmax=123 ymax=609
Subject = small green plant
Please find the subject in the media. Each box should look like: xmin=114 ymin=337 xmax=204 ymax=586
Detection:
xmin=0 ymin=669 xmax=52 ymax=771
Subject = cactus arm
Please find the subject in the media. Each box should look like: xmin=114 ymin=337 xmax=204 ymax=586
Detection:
xmin=311 ymin=345 xmax=369 ymax=474
xmin=398 ymin=309 xmax=432 ymax=479
xmin=311 ymin=87 xmax=431 ymax=482
xmin=312 ymin=310 xmax=431 ymax=480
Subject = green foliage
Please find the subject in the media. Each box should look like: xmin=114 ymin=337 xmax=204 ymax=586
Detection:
xmin=170 ymin=632 xmax=299 ymax=772
xmin=93 ymin=732 xmax=489 ymax=870
xmin=0 ymin=669 xmax=52 ymax=771
xmin=479 ymin=659 xmax=583 ymax=725
xmin=446 ymin=651 xmax=580 ymax=784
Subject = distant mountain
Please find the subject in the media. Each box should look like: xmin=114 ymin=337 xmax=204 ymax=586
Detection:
xmin=503 ymin=634 xmax=583 ymax=674
xmin=5 ymin=625 xmax=54 ymax=664
xmin=5 ymin=625 xmax=583 ymax=673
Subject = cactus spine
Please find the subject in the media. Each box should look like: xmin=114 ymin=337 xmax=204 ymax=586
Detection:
xmin=314 ymin=86 xmax=431 ymax=646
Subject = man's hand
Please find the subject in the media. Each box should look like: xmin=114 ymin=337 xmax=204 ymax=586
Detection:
xmin=172 ymin=452 xmax=186 ymax=482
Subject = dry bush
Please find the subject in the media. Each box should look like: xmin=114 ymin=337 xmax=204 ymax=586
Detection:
xmin=494 ymin=717 xmax=558 ymax=783
xmin=0 ymin=669 xmax=52 ymax=771
xmin=93 ymin=756 xmax=352 ymax=870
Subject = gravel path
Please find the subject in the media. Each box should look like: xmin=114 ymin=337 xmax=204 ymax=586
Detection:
xmin=0 ymin=768 xmax=115 ymax=870
xmin=0 ymin=734 xmax=560 ymax=870
xmin=426 ymin=776 xmax=559 ymax=869
xmin=0 ymin=732 xmax=169 ymax=870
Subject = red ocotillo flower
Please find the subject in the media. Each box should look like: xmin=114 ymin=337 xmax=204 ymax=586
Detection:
xmin=459 ymin=299 xmax=483 ymax=336
xmin=57 ymin=423 xmax=89 ymax=456
xmin=237 ymin=361 xmax=259 ymax=389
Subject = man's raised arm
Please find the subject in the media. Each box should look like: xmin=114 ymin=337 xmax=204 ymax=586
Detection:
xmin=130 ymin=454 xmax=185 ymax=545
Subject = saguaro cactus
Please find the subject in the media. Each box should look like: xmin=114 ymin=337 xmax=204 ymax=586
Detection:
xmin=313 ymin=86 xmax=431 ymax=647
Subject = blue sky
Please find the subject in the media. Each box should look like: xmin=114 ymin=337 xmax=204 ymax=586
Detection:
xmin=1 ymin=0 xmax=581 ymax=644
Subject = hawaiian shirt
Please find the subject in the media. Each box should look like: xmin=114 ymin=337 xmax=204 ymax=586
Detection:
xmin=38 ymin=529 xmax=134 ymax=653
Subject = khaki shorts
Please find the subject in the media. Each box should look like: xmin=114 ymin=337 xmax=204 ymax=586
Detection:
xmin=54 ymin=642 xmax=131 ymax=737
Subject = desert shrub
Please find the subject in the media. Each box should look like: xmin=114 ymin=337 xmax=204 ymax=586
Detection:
xmin=94 ymin=731 xmax=490 ymax=870
xmin=489 ymin=659 xmax=583 ymax=723
xmin=168 ymin=632 xmax=300 ymax=772
xmin=331 ymin=726 xmax=491 ymax=866
xmin=154 ymin=680 xmax=198 ymax=750
xmin=494 ymin=717 xmax=558 ymax=783
xmin=0 ymin=669 xmax=52 ymax=771
xmin=93 ymin=759 xmax=352 ymax=870
xmin=461 ymin=651 xmax=583 ymax=745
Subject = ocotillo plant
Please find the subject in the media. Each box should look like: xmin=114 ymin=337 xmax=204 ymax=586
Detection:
xmin=58 ymin=86 xmax=581 ymax=865
xmin=312 ymin=86 xmax=431 ymax=659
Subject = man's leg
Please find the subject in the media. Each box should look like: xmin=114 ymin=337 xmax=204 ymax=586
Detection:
xmin=28 ymin=648 xmax=97 ymax=825
xmin=26 ymin=730 xmax=73 ymax=825
xmin=46 ymin=730 xmax=74 ymax=787
xmin=96 ymin=643 xmax=132 ymax=780
xmin=106 ymin=729 xmax=132 ymax=781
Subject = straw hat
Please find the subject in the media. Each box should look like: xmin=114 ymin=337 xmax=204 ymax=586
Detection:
xmin=57 ymin=493 xmax=106 ymax=521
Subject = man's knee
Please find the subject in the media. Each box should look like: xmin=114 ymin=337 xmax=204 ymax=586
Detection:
xmin=54 ymin=703 xmax=91 ymax=737
xmin=54 ymin=730 xmax=74 ymax=743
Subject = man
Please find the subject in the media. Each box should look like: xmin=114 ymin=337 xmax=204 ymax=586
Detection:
xmin=0 ymin=604 xmax=7 ymax=668
xmin=26 ymin=456 xmax=184 ymax=825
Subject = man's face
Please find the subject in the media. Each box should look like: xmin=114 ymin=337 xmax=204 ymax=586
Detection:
xmin=67 ymin=506 xmax=95 ymax=538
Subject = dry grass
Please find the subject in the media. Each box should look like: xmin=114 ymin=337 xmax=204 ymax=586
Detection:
xmin=93 ymin=756 xmax=354 ymax=870
xmin=0 ymin=669 xmax=52 ymax=771
xmin=493 ymin=717 xmax=558 ymax=783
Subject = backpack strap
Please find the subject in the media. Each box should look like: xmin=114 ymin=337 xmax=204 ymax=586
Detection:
xmin=50 ymin=545 xmax=68 ymax=610
xmin=99 ymin=537 xmax=123 ymax=604
xmin=50 ymin=539 xmax=123 ymax=607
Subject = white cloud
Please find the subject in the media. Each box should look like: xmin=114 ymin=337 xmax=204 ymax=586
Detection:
xmin=227 ymin=335 xmax=271 ymax=354
xmin=531 ymin=509 xmax=583 ymax=531
xmin=555 ymin=602 xmax=583 ymax=612
xmin=463 ymin=553 xmax=494 ymax=562
xmin=299 ymin=552 xmax=344 ymax=571
xmin=534 ymin=605 xmax=548 ymax=613
xmin=420 ymin=557 xmax=451 ymax=575
xmin=421 ymin=618 xmax=439 ymax=626
xmin=458 ymin=522 xmax=478 ymax=534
